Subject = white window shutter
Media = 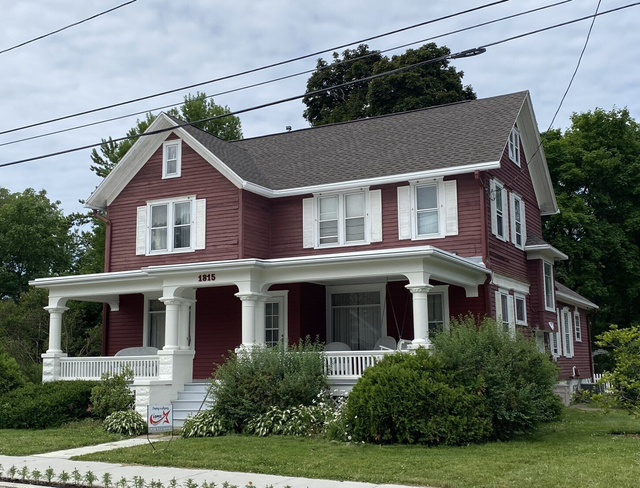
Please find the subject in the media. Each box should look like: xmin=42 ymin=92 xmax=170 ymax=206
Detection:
xmin=520 ymin=198 xmax=527 ymax=247
xmin=509 ymin=193 xmax=517 ymax=245
xmin=508 ymin=294 xmax=515 ymax=335
xmin=136 ymin=206 xmax=147 ymax=255
xmin=502 ymin=186 xmax=510 ymax=243
xmin=369 ymin=189 xmax=383 ymax=242
xmin=556 ymin=308 xmax=563 ymax=357
xmin=302 ymin=197 xmax=314 ymax=248
xmin=397 ymin=186 xmax=411 ymax=240
xmin=495 ymin=291 xmax=502 ymax=322
xmin=490 ymin=179 xmax=497 ymax=237
xmin=443 ymin=180 xmax=458 ymax=236
xmin=195 ymin=199 xmax=206 ymax=250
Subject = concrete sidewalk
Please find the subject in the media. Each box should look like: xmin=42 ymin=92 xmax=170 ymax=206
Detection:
xmin=0 ymin=437 xmax=431 ymax=488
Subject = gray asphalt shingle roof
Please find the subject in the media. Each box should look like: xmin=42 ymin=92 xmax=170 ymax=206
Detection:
xmin=177 ymin=91 xmax=528 ymax=190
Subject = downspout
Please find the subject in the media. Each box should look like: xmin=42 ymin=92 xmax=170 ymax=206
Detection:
xmin=475 ymin=171 xmax=493 ymax=315
xmin=93 ymin=210 xmax=111 ymax=355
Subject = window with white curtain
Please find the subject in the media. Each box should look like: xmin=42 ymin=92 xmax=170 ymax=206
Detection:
xmin=148 ymin=199 xmax=194 ymax=253
xmin=329 ymin=287 xmax=383 ymax=351
xmin=148 ymin=299 xmax=165 ymax=349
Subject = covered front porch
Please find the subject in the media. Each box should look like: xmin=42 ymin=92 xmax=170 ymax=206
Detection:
xmin=32 ymin=246 xmax=489 ymax=412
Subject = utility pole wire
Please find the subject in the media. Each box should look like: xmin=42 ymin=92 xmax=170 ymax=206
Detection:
xmin=0 ymin=0 xmax=138 ymax=56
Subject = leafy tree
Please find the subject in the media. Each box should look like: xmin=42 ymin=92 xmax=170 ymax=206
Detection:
xmin=542 ymin=108 xmax=640 ymax=337
xmin=0 ymin=350 xmax=27 ymax=395
xmin=90 ymin=91 xmax=243 ymax=179
xmin=0 ymin=188 xmax=76 ymax=299
xmin=596 ymin=325 xmax=640 ymax=415
xmin=303 ymin=43 xmax=476 ymax=127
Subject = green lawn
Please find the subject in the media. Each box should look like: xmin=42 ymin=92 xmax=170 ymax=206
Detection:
xmin=74 ymin=408 xmax=640 ymax=488
xmin=0 ymin=420 xmax=125 ymax=456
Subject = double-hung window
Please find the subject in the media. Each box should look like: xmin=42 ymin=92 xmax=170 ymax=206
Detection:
xmin=543 ymin=261 xmax=555 ymax=311
xmin=495 ymin=289 xmax=515 ymax=335
xmin=304 ymin=189 xmax=382 ymax=249
xmin=514 ymin=293 xmax=527 ymax=325
xmin=490 ymin=179 xmax=508 ymax=241
xmin=136 ymin=196 xmax=206 ymax=256
xmin=416 ymin=184 xmax=439 ymax=236
xmin=427 ymin=286 xmax=450 ymax=335
xmin=574 ymin=310 xmax=582 ymax=342
xmin=508 ymin=127 xmax=521 ymax=166
xmin=162 ymin=140 xmax=182 ymax=179
xmin=510 ymin=193 xmax=526 ymax=249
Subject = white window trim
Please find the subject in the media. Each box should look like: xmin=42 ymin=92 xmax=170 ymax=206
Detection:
xmin=495 ymin=288 xmax=515 ymax=336
xmin=143 ymin=294 xmax=196 ymax=350
xmin=490 ymin=179 xmax=509 ymax=242
xmin=508 ymin=127 xmax=521 ymax=166
xmin=410 ymin=178 xmax=451 ymax=240
xmin=428 ymin=285 xmax=450 ymax=334
xmin=264 ymin=290 xmax=289 ymax=347
xmin=543 ymin=260 xmax=555 ymax=312
xmin=550 ymin=330 xmax=560 ymax=359
xmin=510 ymin=192 xmax=526 ymax=250
xmin=560 ymin=306 xmax=574 ymax=358
xmin=312 ymin=188 xmax=373 ymax=249
xmin=147 ymin=195 xmax=196 ymax=256
xmin=162 ymin=140 xmax=182 ymax=179
xmin=574 ymin=309 xmax=582 ymax=342
xmin=325 ymin=283 xmax=387 ymax=347
xmin=514 ymin=292 xmax=527 ymax=326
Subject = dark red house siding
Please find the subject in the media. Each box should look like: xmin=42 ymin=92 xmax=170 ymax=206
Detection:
xmin=108 ymin=135 xmax=241 ymax=272
xmin=106 ymin=294 xmax=144 ymax=356
xmin=555 ymin=303 xmax=593 ymax=380
xmin=241 ymin=190 xmax=271 ymax=259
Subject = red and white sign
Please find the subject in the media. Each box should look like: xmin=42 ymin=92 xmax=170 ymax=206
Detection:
xmin=147 ymin=405 xmax=173 ymax=433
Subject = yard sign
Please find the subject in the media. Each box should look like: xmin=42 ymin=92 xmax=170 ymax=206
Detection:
xmin=147 ymin=404 xmax=173 ymax=433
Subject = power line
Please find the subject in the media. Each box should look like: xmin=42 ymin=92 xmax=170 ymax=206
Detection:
xmin=1 ymin=1 xmax=637 ymax=169
xmin=0 ymin=0 xmax=572 ymax=149
xmin=0 ymin=0 xmax=508 ymax=137
xmin=0 ymin=0 xmax=137 ymax=56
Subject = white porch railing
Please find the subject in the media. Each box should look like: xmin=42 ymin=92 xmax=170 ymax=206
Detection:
xmin=59 ymin=356 xmax=160 ymax=380
xmin=324 ymin=350 xmax=396 ymax=379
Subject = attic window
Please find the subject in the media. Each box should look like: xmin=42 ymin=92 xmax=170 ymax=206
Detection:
xmin=508 ymin=127 xmax=521 ymax=166
xmin=163 ymin=140 xmax=182 ymax=179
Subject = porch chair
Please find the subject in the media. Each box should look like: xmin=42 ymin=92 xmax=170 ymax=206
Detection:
xmin=374 ymin=336 xmax=397 ymax=351
xmin=325 ymin=341 xmax=351 ymax=351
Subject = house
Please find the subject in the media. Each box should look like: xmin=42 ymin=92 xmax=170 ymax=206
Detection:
xmin=32 ymin=91 xmax=597 ymax=418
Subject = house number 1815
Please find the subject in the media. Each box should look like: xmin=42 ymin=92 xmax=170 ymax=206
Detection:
xmin=198 ymin=273 xmax=216 ymax=282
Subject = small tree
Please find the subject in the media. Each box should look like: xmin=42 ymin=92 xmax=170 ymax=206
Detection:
xmin=597 ymin=325 xmax=640 ymax=416
xmin=0 ymin=351 xmax=27 ymax=395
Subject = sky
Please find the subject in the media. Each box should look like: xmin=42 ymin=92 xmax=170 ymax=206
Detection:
xmin=1 ymin=0 xmax=638 ymax=215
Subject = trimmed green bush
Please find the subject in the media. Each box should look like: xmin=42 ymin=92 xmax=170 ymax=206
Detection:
xmin=345 ymin=349 xmax=492 ymax=445
xmin=90 ymin=369 xmax=134 ymax=419
xmin=432 ymin=315 xmax=563 ymax=440
xmin=246 ymin=402 xmax=333 ymax=437
xmin=103 ymin=410 xmax=147 ymax=436
xmin=181 ymin=409 xmax=228 ymax=438
xmin=209 ymin=338 xmax=328 ymax=432
xmin=0 ymin=380 xmax=97 ymax=429
xmin=0 ymin=351 xmax=27 ymax=395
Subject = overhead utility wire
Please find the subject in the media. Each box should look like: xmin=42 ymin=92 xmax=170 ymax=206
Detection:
xmin=0 ymin=0 xmax=137 ymax=56
xmin=0 ymin=0 xmax=571 ymax=148
xmin=0 ymin=0 xmax=508 ymax=136
xmin=503 ymin=0 xmax=602 ymax=192
xmin=1 ymin=1 xmax=637 ymax=169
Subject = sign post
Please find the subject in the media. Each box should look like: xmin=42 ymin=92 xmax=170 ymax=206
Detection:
xmin=146 ymin=404 xmax=173 ymax=450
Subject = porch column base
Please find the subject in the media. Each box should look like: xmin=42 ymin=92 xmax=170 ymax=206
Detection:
xmin=41 ymin=352 xmax=68 ymax=382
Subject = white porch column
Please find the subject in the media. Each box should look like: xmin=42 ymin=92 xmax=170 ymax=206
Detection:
xmin=44 ymin=306 xmax=68 ymax=354
xmin=254 ymin=296 xmax=268 ymax=346
xmin=159 ymin=298 xmax=182 ymax=351
xmin=406 ymin=284 xmax=434 ymax=349
xmin=236 ymin=293 xmax=259 ymax=347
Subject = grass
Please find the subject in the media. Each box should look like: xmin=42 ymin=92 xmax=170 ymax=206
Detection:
xmin=0 ymin=419 xmax=125 ymax=456
xmin=73 ymin=408 xmax=640 ymax=488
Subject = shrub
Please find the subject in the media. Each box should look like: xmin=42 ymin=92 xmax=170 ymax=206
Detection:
xmin=246 ymin=402 xmax=333 ymax=437
xmin=0 ymin=351 xmax=27 ymax=395
xmin=181 ymin=409 xmax=228 ymax=438
xmin=345 ymin=349 xmax=492 ymax=445
xmin=90 ymin=369 xmax=134 ymax=419
xmin=0 ymin=380 xmax=96 ymax=429
xmin=103 ymin=410 xmax=147 ymax=436
xmin=432 ymin=315 xmax=563 ymax=440
xmin=210 ymin=338 xmax=328 ymax=432
xmin=596 ymin=324 xmax=640 ymax=415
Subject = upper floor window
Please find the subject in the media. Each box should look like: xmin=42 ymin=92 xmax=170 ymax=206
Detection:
xmin=508 ymin=127 xmax=521 ymax=166
xmin=397 ymin=179 xmax=458 ymax=240
xmin=543 ymin=261 xmax=555 ymax=312
xmin=574 ymin=310 xmax=582 ymax=342
xmin=136 ymin=196 xmax=206 ymax=256
xmin=302 ymin=189 xmax=382 ymax=249
xmin=490 ymin=179 xmax=508 ymax=242
xmin=162 ymin=140 xmax=182 ymax=179
xmin=510 ymin=193 xmax=526 ymax=250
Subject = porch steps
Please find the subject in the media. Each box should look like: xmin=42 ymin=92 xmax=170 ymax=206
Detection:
xmin=172 ymin=382 xmax=211 ymax=429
